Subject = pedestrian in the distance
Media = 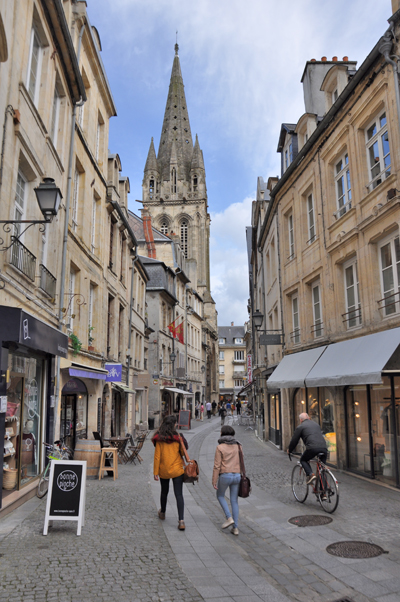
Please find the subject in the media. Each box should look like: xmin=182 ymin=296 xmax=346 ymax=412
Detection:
xmin=200 ymin=403 xmax=204 ymax=421
xmin=220 ymin=402 xmax=227 ymax=426
xmin=152 ymin=415 xmax=188 ymax=531
xmin=212 ymin=425 xmax=242 ymax=536
xmin=226 ymin=400 xmax=231 ymax=415
xmin=195 ymin=402 xmax=200 ymax=420
xmin=236 ymin=400 xmax=241 ymax=415
xmin=206 ymin=400 xmax=212 ymax=419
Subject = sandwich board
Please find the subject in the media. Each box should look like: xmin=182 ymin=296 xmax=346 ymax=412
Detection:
xmin=43 ymin=460 xmax=86 ymax=536
xmin=177 ymin=410 xmax=191 ymax=430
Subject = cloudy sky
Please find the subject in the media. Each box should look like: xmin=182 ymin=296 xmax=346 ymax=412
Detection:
xmin=86 ymin=0 xmax=391 ymax=326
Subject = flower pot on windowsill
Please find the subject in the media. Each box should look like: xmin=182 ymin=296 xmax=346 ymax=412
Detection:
xmin=88 ymin=346 xmax=95 ymax=352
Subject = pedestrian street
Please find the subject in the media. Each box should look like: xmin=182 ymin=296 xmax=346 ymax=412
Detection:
xmin=1 ymin=417 xmax=400 ymax=602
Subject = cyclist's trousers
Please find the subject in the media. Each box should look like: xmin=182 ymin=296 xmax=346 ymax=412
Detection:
xmin=300 ymin=447 xmax=327 ymax=476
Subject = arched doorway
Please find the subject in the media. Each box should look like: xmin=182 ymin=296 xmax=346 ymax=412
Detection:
xmin=61 ymin=378 xmax=88 ymax=451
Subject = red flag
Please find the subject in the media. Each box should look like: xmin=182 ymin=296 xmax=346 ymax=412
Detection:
xmin=175 ymin=321 xmax=184 ymax=344
xmin=168 ymin=319 xmax=177 ymax=336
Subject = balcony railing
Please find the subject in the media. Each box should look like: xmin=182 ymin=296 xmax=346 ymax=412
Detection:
xmin=342 ymin=306 xmax=362 ymax=328
xmin=334 ymin=199 xmax=352 ymax=220
xmin=39 ymin=264 xmax=56 ymax=298
xmin=311 ymin=321 xmax=324 ymax=338
xmin=290 ymin=328 xmax=301 ymax=343
xmin=377 ymin=290 xmax=400 ymax=317
xmin=10 ymin=239 xmax=36 ymax=281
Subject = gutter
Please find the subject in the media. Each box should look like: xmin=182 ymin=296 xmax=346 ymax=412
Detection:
xmin=257 ymin=36 xmax=384 ymax=248
xmin=108 ymin=200 xmax=138 ymax=247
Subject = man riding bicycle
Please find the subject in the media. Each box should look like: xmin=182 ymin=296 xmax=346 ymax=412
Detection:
xmin=287 ymin=412 xmax=328 ymax=488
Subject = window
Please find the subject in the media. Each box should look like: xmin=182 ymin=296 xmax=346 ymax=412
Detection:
xmin=332 ymin=89 xmax=338 ymax=103
xmin=91 ymin=196 xmax=97 ymax=253
xmin=335 ymin=152 xmax=352 ymax=218
xmin=40 ymin=223 xmax=48 ymax=268
xmin=288 ymin=213 xmax=294 ymax=260
xmin=50 ymin=82 xmax=61 ymax=147
xmin=234 ymin=350 xmax=244 ymax=360
xmin=95 ymin=113 xmax=104 ymax=163
xmin=193 ymin=174 xmax=198 ymax=191
xmin=89 ymin=284 xmax=95 ymax=333
xmin=292 ymin=295 xmax=300 ymax=343
xmin=289 ymin=142 xmax=293 ymax=163
xmin=180 ymin=221 xmax=188 ymax=258
xmin=109 ymin=218 xmax=115 ymax=269
xmin=219 ymin=365 xmax=225 ymax=374
xmin=67 ymin=268 xmax=76 ymax=332
xmin=96 ymin=122 xmax=100 ymax=161
xmin=379 ymin=236 xmax=400 ymax=316
xmin=72 ymin=169 xmax=79 ymax=232
xmin=235 ymin=379 xmax=244 ymax=387
xmin=27 ymin=27 xmax=42 ymax=105
xmin=219 ymin=338 xmax=225 ymax=345
xmin=171 ymin=167 xmax=177 ymax=193
xmin=78 ymin=102 xmax=84 ymax=128
xmin=219 ymin=350 xmax=224 ymax=360
xmin=344 ymin=260 xmax=361 ymax=327
xmin=366 ymin=112 xmax=391 ymax=189
xmin=285 ymin=149 xmax=289 ymax=171
xmin=14 ymin=171 xmax=27 ymax=238
xmin=160 ymin=221 xmax=168 ymax=235
xmin=312 ymin=283 xmax=323 ymax=338
xmin=219 ymin=380 xmax=225 ymax=388
xmin=307 ymin=193 xmax=316 ymax=244
xmin=234 ymin=338 xmax=243 ymax=344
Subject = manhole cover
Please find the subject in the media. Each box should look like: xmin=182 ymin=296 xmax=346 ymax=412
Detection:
xmin=326 ymin=541 xmax=388 ymax=558
xmin=288 ymin=515 xmax=333 ymax=527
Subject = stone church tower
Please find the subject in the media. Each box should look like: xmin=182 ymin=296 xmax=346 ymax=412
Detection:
xmin=142 ymin=43 xmax=213 ymax=306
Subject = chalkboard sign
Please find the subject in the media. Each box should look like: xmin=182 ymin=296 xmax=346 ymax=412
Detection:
xmin=177 ymin=410 xmax=191 ymax=430
xmin=43 ymin=460 xmax=86 ymax=536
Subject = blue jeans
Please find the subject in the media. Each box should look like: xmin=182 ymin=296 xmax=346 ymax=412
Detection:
xmin=216 ymin=472 xmax=241 ymax=528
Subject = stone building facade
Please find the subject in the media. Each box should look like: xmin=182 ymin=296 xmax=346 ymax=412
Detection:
xmin=249 ymin=2 xmax=400 ymax=489
xmin=218 ymin=325 xmax=247 ymax=404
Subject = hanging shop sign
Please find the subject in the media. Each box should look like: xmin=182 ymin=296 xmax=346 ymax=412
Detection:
xmin=259 ymin=332 xmax=284 ymax=346
xmin=43 ymin=460 xmax=87 ymax=536
xmin=247 ymin=354 xmax=252 ymax=383
xmin=105 ymin=363 xmax=122 ymax=382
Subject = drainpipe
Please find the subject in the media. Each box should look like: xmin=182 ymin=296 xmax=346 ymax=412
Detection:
xmin=379 ymin=27 xmax=400 ymax=139
xmin=127 ymin=247 xmax=138 ymax=432
xmin=54 ymin=22 xmax=86 ymax=440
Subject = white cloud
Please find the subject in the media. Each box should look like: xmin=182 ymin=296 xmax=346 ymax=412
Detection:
xmin=210 ymin=196 xmax=253 ymax=325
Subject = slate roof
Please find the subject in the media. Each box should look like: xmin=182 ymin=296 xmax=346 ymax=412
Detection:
xmin=218 ymin=326 xmax=245 ymax=345
xmin=128 ymin=210 xmax=171 ymax=243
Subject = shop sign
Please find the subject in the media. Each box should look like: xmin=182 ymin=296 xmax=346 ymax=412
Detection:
xmin=153 ymin=379 xmax=159 ymax=385
xmin=162 ymin=380 xmax=173 ymax=386
xmin=247 ymin=354 xmax=252 ymax=383
xmin=105 ymin=363 xmax=122 ymax=382
xmin=0 ymin=396 xmax=6 ymax=413
xmin=43 ymin=460 xmax=86 ymax=536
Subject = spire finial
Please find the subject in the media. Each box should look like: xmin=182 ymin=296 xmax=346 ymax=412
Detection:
xmin=175 ymin=31 xmax=179 ymax=55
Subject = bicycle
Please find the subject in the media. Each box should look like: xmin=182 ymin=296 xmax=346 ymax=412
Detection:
xmin=290 ymin=452 xmax=339 ymax=513
xmin=36 ymin=438 xmax=73 ymax=498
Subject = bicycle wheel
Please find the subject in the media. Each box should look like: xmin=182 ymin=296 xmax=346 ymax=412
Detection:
xmin=318 ymin=469 xmax=339 ymax=513
xmin=37 ymin=464 xmax=50 ymax=498
xmin=291 ymin=464 xmax=308 ymax=503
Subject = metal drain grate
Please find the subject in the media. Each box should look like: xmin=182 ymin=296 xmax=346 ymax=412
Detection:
xmin=332 ymin=598 xmax=356 ymax=602
xmin=288 ymin=515 xmax=333 ymax=527
xmin=326 ymin=541 xmax=388 ymax=559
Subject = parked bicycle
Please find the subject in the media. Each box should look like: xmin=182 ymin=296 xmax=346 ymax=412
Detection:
xmin=290 ymin=452 xmax=339 ymax=513
xmin=36 ymin=438 xmax=73 ymax=498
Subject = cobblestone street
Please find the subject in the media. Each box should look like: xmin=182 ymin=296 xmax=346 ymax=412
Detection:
xmin=1 ymin=418 xmax=400 ymax=602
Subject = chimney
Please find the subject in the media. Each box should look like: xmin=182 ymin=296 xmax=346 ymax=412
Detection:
xmin=141 ymin=206 xmax=157 ymax=259
xmin=332 ymin=56 xmax=338 ymax=62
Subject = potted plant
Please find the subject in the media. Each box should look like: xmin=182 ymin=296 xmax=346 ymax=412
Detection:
xmin=69 ymin=333 xmax=82 ymax=356
xmin=88 ymin=326 xmax=95 ymax=351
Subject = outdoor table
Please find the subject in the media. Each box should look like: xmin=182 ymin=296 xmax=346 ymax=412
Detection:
xmin=103 ymin=437 xmax=129 ymax=464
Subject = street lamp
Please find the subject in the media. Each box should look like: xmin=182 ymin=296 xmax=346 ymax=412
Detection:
xmin=170 ymin=351 xmax=176 ymax=377
xmin=252 ymin=309 xmax=264 ymax=330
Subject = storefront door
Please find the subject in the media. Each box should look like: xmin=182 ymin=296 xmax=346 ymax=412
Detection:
xmin=268 ymin=393 xmax=281 ymax=447
xmin=61 ymin=379 xmax=88 ymax=451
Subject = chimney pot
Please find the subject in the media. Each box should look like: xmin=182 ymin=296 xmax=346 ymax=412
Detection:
xmin=332 ymin=56 xmax=337 ymax=62
xmin=321 ymin=56 xmax=327 ymax=62
xmin=231 ymin=322 xmax=234 ymax=326
xmin=343 ymin=56 xmax=348 ymax=62
xmin=310 ymin=58 xmax=316 ymax=62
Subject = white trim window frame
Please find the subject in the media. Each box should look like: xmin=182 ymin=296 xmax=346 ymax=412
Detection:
xmin=72 ymin=168 xmax=79 ymax=232
xmin=379 ymin=234 xmax=400 ymax=316
xmin=312 ymin=282 xmax=323 ymax=338
xmin=335 ymin=152 xmax=352 ymax=218
xmin=288 ymin=213 xmax=294 ymax=260
xmin=91 ymin=196 xmax=97 ymax=253
xmin=292 ymin=294 xmax=300 ymax=343
xmin=343 ymin=259 xmax=362 ymax=328
xmin=14 ymin=171 xmax=27 ymax=239
xmin=234 ymin=350 xmax=244 ymax=360
xmin=95 ymin=121 xmax=101 ymax=162
xmin=219 ymin=380 xmax=225 ymax=388
xmin=307 ymin=193 xmax=316 ymax=244
xmin=27 ymin=27 xmax=43 ymax=106
xmin=219 ymin=350 xmax=224 ymax=360
xmin=366 ymin=112 xmax=391 ymax=190
xmin=219 ymin=365 xmax=225 ymax=374
xmin=89 ymin=283 xmax=95 ymax=331
xmin=40 ymin=223 xmax=48 ymax=267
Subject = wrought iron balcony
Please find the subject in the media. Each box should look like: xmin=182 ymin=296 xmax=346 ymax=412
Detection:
xmin=311 ymin=321 xmax=324 ymax=339
xmin=10 ymin=239 xmax=36 ymax=281
xmin=377 ymin=291 xmax=400 ymax=317
xmin=39 ymin=264 xmax=56 ymax=298
xmin=342 ymin=306 xmax=362 ymax=328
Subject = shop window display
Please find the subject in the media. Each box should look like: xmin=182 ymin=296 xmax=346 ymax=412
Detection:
xmin=346 ymin=385 xmax=369 ymax=474
xmin=370 ymin=377 xmax=397 ymax=486
xmin=320 ymin=388 xmax=336 ymax=465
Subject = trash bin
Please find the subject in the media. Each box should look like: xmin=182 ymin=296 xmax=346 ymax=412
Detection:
xmin=148 ymin=417 xmax=155 ymax=430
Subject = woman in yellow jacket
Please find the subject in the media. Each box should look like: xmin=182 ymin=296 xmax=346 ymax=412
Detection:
xmin=152 ymin=415 xmax=188 ymax=530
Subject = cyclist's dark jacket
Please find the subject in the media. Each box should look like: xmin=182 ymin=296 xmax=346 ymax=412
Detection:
xmin=288 ymin=419 xmax=327 ymax=453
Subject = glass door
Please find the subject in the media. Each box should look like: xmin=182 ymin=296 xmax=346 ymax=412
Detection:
xmin=370 ymin=377 xmax=397 ymax=486
xmin=60 ymin=395 xmax=75 ymax=451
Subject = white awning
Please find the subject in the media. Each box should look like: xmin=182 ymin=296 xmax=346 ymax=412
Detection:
xmin=305 ymin=327 xmax=400 ymax=387
xmin=267 ymin=346 xmax=327 ymax=391
xmin=164 ymin=387 xmax=193 ymax=396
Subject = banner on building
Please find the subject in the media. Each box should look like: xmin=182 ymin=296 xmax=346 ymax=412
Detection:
xmin=247 ymin=354 xmax=252 ymax=383
xmin=168 ymin=317 xmax=184 ymax=343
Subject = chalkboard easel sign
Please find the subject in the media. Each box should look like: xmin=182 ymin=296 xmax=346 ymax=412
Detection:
xmin=43 ymin=460 xmax=87 ymax=536
xmin=177 ymin=410 xmax=191 ymax=430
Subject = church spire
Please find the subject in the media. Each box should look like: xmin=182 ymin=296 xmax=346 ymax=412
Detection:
xmin=144 ymin=137 xmax=158 ymax=173
xmin=157 ymin=44 xmax=194 ymax=182
xmin=191 ymin=134 xmax=205 ymax=171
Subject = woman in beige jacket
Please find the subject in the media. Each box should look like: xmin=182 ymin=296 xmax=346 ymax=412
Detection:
xmin=212 ymin=425 xmax=242 ymax=535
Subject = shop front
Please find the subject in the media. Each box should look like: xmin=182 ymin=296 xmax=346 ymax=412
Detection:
xmin=0 ymin=307 xmax=68 ymax=511
xmin=268 ymin=327 xmax=400 ymax=487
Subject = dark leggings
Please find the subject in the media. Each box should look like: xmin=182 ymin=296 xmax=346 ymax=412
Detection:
xmin=160 ymin=474 xmax=184 ymax=520
xmin=300 ymin=447 xmax=327 ymax=476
